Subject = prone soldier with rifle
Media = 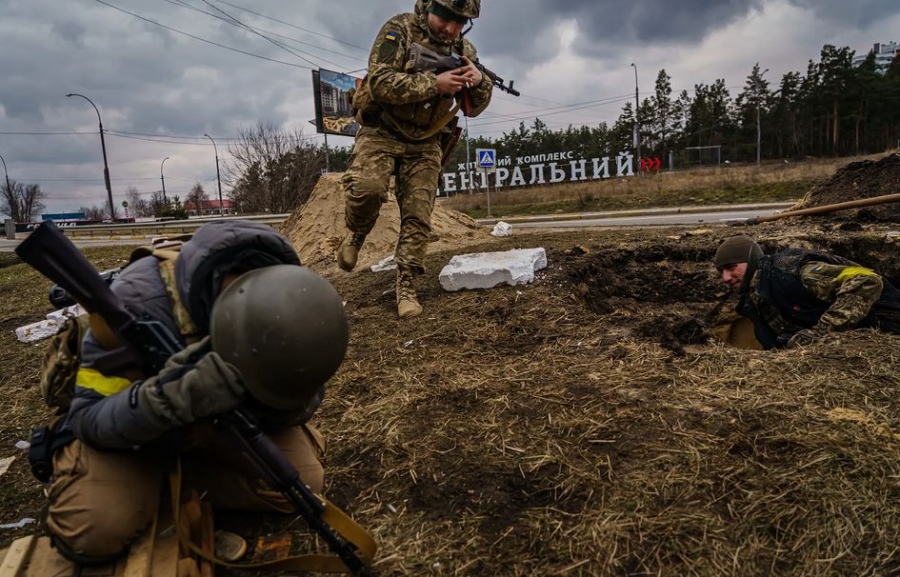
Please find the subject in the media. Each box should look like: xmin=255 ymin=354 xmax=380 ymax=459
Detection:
xmin=16 ymin=219 xmax=376 ymax=575
xmin=337 ymin=0 xmax=514 ymax=319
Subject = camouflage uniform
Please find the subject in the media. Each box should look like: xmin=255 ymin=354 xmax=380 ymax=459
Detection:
xmin=737 ymin=248 xmax=900 ymax=349
xmin=340 ymin=1 xmax=492 ymax=281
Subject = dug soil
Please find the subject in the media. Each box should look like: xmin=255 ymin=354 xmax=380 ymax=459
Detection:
xmin=1 ymin=158 xmax=900 ymax=576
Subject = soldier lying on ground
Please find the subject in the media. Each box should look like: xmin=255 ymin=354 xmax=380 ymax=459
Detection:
xmin=714 ymin=234 xmax=900 ymax=349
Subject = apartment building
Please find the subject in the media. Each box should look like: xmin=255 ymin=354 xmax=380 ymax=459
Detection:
xmin=852 ymin=41 xmax=899 ymax=73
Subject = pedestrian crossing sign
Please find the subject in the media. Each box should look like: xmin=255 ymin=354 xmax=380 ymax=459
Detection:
xmin=476 ymin=148 xmax=496 ymax=169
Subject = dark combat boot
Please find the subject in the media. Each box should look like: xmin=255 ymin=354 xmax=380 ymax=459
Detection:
xmin=396 ymin=268 xmax=423 ymax=319
xmin=337 ymin=232 xmax=366 ymax=272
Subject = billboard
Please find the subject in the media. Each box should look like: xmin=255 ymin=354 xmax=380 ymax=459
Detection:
xmin=312 ymin=69 xmax=363 ymax=137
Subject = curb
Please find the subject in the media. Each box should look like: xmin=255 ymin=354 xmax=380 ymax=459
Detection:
xmin=474 ymin=202 xmax=798 ymax=226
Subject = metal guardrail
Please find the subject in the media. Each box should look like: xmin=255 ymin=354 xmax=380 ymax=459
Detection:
xmin=59 ymin=214 xmax=291 ymax=238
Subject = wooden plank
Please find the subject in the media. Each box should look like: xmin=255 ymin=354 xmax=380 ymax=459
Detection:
xmin=150 ymin=508 xmax=181 ymax=576
xmin=20 ymin=537 xmax=74 ymax=577
xmin=199 ymin=502 xmax=214 ymax=577
xmin=0 ymin=536 xmax=36 ymax=577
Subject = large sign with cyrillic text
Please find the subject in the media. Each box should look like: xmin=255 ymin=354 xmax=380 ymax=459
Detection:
xmin=440 ymin=150 xmax=638 ymax=195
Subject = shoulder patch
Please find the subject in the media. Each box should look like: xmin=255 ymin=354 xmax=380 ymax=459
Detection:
xmin=377 ymin=33 xmax=401 ymax=63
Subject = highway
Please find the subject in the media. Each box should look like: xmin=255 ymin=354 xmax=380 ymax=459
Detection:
xmin=502 ymin=207 xmax=782 ymax=229
xmin=0 ymin=203 xmax=792 ymax=252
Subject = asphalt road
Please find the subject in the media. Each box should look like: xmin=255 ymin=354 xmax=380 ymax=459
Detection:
xmin=502 ymin=207 xmax=780 ymax=229
xmin=0 ymin=203 xmax=791 ymax=252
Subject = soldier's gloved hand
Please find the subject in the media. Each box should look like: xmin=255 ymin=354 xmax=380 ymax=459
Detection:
xmin=138 ymin=336 xmax=246 ymax=429
xmin=785 ymin=328 xmax=821 ymax=349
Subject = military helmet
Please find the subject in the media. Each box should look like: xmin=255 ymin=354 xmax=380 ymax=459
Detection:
xmin=428 ymin=0 xmax=480 ymax=21
xmin=210 ymin=265 xmax=349 ymax=410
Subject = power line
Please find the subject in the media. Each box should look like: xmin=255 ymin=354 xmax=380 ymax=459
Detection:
xmin=0 ymin=131 xmax=96 ymax=136
xmin=161 ymin=0 xmax=363 ymax=67
xmin=91 ymin=0 xmax=314 ymax=69
xmin=210 ymin=0 xmax=370 ymax=52
xmin=196 ymin=0 xmax=321 ymax=68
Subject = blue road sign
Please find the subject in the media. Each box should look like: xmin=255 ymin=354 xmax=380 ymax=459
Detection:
xmin=476 ymin=148 xmax=496 ymax=169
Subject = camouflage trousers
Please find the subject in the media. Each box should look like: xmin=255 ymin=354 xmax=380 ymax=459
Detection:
xmin=341 ymin=126 xmax=442 ymax=274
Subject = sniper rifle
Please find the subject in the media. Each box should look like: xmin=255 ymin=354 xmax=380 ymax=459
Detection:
xmin=15 ymin=221 xmax=374 ymax=576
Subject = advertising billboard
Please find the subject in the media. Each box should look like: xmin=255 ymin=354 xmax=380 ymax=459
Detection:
xmin=312 ymin=68 xmax=363 ymax=137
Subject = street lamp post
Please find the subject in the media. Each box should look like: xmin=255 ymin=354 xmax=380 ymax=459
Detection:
xmin=66 ymin=93 xmax=115 ymax=219
xmin=160 ymin=156 xmax=170 ymax=205
xmin=0 ymin=153 xmax=11 ymax=198
xmin=203 ymin=133 xmax=225 ymax=216
xmin=756 ymin=68 xmax=769 ymax=166
xmin=630 ymin=63 xmax=641 ymax=173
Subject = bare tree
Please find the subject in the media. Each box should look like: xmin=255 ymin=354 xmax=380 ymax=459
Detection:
xmin=125 ymin=185 xmax=154 ymax=218
xmin=78 ymin=205 xmax=107 ymax=220
xmin=1 ymin=180 xmax=47 ymax=222
xmin=148 ymin=191 xmax=167 ymax=218
xmin=226 ymin=121 xmax=325 ymax=214
xmin=186 ymin=182 xmax=208 ymax=215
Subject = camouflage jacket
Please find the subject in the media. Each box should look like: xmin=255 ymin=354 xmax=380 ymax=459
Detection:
xmin=352 ymin=8 xmax=493 ymax=141
xmin=737 ymin=248 xmax=900 ymax=348
xmin=64 ymin=220 xmax=323 ymax=450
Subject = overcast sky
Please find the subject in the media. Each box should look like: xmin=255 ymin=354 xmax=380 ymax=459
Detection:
xmin=1 ymin=0 xmax=898 ymax=214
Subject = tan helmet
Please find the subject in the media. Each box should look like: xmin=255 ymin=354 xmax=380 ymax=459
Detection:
xmin=428 ymin=0 xmax=480 ymax=21
xmin=210 ymin=265 xmax=349 ymax=410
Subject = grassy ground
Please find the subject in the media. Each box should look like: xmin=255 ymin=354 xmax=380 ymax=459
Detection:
xmin=443 ymin=155 xmax=883 ymax=219
xmin=2 ymin=152 xmax=899 ymax=575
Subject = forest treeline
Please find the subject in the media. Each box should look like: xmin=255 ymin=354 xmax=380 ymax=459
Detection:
xmin=438 ymin=44 xmax=900 ymax=169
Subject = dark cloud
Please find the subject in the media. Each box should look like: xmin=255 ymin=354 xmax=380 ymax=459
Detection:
xmin=539 ymin=0 xmax=766 ymax=48
xmin=786 ymin=0 xmax=900 ymax=28
xmin=1 ymin=0 xmax=899 ymax=212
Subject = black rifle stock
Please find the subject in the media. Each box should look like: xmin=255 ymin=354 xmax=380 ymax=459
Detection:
xmin=409 ymin=43 xmax=520 ymax=96
xmin=15 ymin=221 xmax=372 ymax=576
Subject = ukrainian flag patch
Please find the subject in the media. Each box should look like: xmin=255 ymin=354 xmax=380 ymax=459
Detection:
xmin=384 ymin=31 xmax=398 ymax=41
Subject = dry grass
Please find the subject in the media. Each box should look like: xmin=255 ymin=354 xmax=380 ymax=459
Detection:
xmin=2 ymin=222 xmax=900 ymax=576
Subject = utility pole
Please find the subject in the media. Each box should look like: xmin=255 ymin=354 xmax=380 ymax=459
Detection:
xmin=66 ymin=93 xmax=115 ymax=219
xmin=757 ymin=68 xmax=769 ymax=166
xmin=0 ymin=153 xmax=11 ymax=198
xmin=203 ymin=134 xmax=225 ymax=216
xmin=631 ymin=63 xmax=641 ymax=172
xmin=160 ymin=156 xmax=170 ymax=205
xmin=464 ymin=116 xmax=473 ymax=194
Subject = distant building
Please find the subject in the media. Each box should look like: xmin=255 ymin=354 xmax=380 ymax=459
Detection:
xmin=852 ymin=41 xmax=899 ymax=73
xmin=183 ymin=198 xmax=235 ymax=216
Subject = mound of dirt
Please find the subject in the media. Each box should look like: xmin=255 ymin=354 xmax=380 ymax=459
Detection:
xmin=279 ymin=173 xmax=489 ymax=276
xmin=790 ymin=152 xmax=900 ymax=221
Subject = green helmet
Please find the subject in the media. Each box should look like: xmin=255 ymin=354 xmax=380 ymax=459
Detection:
xmin=428 ymin=0 xmax=480 ymax=21
xmin=210 ymin=265 xmax=349 ymax=410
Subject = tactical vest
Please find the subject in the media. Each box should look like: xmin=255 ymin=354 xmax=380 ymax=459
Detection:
xmin=351 ymin=12 xmax=462 ymax=141
xmin=39 ymin=237 xmax=196 ymax=413
xmin=743 ymin=248 xmax=900 ymax=346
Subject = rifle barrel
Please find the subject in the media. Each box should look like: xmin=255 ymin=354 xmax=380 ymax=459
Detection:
xmin=15 ymin=221 xmax=134 ymax=328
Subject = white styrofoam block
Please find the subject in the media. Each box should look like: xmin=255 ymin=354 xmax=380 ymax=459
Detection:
xmin=45 ymin=304 xmax=85 ymax=323
xmin=490 ymin=221 xmax=513 ymax=237
xmin=439 ymin=248 xmax=547 ymax=292
xmin=370 ymin=255 xmax=398 ymax=272
xmin=16 ymin=319 xmax=60 ymax=343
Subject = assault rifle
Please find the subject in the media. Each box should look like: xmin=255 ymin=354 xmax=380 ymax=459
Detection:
xmin=15 ymin=221 xmax=374 ymax=576
xmin=409 ymin=43 xmax=520 ymax=96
